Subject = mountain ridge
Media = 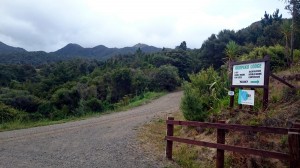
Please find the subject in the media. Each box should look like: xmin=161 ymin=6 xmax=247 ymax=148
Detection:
xmin=0 ymin=41 xmax=27 ymax=54
xmin=0 ymin=42 xmax=162 ymax=65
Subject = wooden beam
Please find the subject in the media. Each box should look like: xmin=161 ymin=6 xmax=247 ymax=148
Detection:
xmin=166 ymin=120 xmax=300 ymax=134
xmin=270 ymin=73 xmax=296 ymax=89
xmin=165 ymin=136 xmax=290 ymax=160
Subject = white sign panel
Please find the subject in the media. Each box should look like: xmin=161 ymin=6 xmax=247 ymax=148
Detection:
xmin=232 ymin=62 xmax=265 ymax=86
xmin=228 ymin=91 xmax=234 ymax=96
xmin=238 ymin=89 xmax=255 ymax=106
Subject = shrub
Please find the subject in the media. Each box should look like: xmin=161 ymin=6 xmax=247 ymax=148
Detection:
xmin=51 ymin=88 xmax=81 ymax=115
xmin=37 ymin=101 xmax=56 ymax=118
xmin=8 ymin=95 xmax=41 ymax=112
xmin=84 ymin=98 xmax=103 ymax=112
xmin=153 ymin=65 xmax=181 ymax=91
xmin=0 ymin=102 xmax=19 ymax=122
xmin=181 ymin=67 xmax=228 ymax=121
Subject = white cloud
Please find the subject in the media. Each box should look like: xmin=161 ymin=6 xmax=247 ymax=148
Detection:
xmin=0 ymin=0 xmax=291 ymax=51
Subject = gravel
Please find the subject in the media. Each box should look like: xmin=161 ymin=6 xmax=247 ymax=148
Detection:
xmin=0 ymin=91 xmax=182 ymax=168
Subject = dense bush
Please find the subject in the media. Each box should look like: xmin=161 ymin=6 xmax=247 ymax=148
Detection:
xmin=153 ymin=65 xmax=181 ymax=91
xmin=239 ymin=45 xmax=300 ymax=71
xmin=51 ymin=88 xmax=81 ymax=115
xmin=0 ymin=102 xmax=19 ymax=122
xmin=84 ymin=98 xmax=103 ymax=112
xmin=181 ymin=67 xmax=228 ymax=121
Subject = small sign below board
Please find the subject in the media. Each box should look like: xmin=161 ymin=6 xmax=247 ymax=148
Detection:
xmin=232 ymin=62 xmax=265 ymax=86
xmin=228 ymin=91 xmax=234 ymax=96
xmin=238 ymin=89 xmax=255 ymax=106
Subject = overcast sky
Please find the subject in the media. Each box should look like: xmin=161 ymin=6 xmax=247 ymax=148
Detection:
xmin=0 ymin=0 xmax=291 ymax=52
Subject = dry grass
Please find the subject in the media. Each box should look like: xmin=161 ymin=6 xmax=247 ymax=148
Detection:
xmin=138 ymin=111 xmax=216 ymax=168
xmin=138 ymin=66 xmax=300 ymax=168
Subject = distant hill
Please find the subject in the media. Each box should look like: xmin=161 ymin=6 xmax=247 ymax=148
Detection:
xmin=52 ymin=43 xmax=161 ymax=59
xmin=0 ymin=42 xmax=162 ymax=65
xmin=0 ymin=42 xmax=27 ymax=54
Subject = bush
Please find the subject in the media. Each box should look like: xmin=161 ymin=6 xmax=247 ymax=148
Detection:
xmin=153 ymin=65 xmax=181 ymax=91
xmin=0 ymin=102 xmax=19 ymax=122
xmin=51 ymin=88 xmax=81 ymax=115
xmin=8 ymin=95 xmax=41 ymax=112
xmin=239 ymin=45 xmax=300 ymax=71
xmin=37 ymin=101 xmax=56 ymax=118
xmin=84 ymin=98 xmax=103 ymax=112
xmin=181 ymin=67 xmax=228 ymax=121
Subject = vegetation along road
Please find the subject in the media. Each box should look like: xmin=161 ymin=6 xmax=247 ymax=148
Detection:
xmin=0 ymin=91 xmax=182 ymax=168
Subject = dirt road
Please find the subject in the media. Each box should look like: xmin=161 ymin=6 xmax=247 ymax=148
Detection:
xmin=0 ymin=91 xmax=182 ymax=168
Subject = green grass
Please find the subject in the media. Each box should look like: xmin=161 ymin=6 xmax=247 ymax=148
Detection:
xmin=0 ymin=91 xmax=166 ymax=132
xmin=116 ymin=91 xmax=166 ymax=111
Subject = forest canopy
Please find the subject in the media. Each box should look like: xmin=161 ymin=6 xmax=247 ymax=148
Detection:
xmin=1 ymin=8 xmax=299 ymax=124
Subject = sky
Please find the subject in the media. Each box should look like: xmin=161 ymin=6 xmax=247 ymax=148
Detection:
xmin=0 ymin=0 xmax=291 ymax=52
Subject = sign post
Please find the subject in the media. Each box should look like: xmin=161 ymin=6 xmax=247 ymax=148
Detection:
xmin=230 ymin=56 xmax=270 ymax=111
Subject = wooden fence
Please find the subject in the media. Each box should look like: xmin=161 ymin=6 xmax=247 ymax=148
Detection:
xmin=165 ymin=117 xmax=300 ymax=168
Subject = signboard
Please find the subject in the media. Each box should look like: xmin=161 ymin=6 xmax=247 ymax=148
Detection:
xmin=238 ymin=89 xmax=255 ymax=106
xmin=232 ymin=62 xmax=265 ymax=86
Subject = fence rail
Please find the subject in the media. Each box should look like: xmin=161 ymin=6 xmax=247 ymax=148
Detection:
xmin=165 ymin=117 xmax=300 ymax=168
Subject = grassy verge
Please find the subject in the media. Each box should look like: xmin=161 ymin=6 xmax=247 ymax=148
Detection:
xmin=115 ymin=91 xmax=166 ymax=111
xmin=138 ymin=111 xmax=215 ymax=168
xmin=0 ymin=91 xmax=166 ymax=132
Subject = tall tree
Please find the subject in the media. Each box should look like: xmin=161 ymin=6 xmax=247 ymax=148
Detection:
xmin=177 ymin=41 xmax=187 ymax=51
xmin=281 ymin=20 xmax=292 ymax=66
xmin=225 ymin=41 xmax=239 ymax=73
xmin=284 ymin=0 xmax=300 ymax=65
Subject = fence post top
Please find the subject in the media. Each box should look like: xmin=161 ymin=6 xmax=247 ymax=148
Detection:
xmin=218 ymin=120 xmax=226 ymax=123
xmin=167 ymin=117 xmax=174 ymax=120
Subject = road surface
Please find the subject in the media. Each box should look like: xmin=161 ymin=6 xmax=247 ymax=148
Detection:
xmin=0 ymin=91 xmax=182 ymax=168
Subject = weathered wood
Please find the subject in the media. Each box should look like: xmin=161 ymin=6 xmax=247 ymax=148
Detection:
xmin=229 ymin=87 xmax=234 ymax=109
xmin=288 ymin=131 xmax=300 ymax=168
xmin=216 ymin=120 xmax=226 ymax=168
xmin=293 ymin=123 xmax=300 ymax=129
xmin=263 ymin=55 xmax=270 ymax=111
xmin=231 ymin=57 xmax=269 ymax=66
xmin=166 ymin=120 xmax=300 ymax=134
xmin=250 ymin=88 xmax=255 ymax=111
xmin=166 ymin=117 xmax=174 ymax=160
xmin=238 ymin=88 xmax=243 ymax=110
xmin=165 ymin=136 xmax=290 ymax=160
xmin=270 ymin=73 xmax=296 ymax=89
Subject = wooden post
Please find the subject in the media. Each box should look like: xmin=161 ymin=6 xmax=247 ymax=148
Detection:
xmin=288 ymin=131 xmax=300 ymax=168
xmin=216 ymin=120 xmax=226 ymax=168
xmin=229 ymin=61 xmax=234 ymax=110
xmin=263 ymin=56 xmax=270 ymax=111
xmin=229 ymin=87 xmax=234 ymax=110
xmin=166 ymin=117 xmax=174 ymax=160
xmin=250 ymin=88 xmax=254 ymax=112
xmin=238 ymin=88 xmax=243 ymax=110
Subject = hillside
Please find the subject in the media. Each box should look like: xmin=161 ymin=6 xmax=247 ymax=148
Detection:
xmin=0 ymin=42 xmax=162 ymax=65
xmin=0 ymin=42 xmax=27 ymax=54
xmin=138 ymin=65 xmax=300 ymax=168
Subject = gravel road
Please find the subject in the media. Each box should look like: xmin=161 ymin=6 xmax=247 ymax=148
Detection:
xmin=0 ymin=91 xmax=182 ymax=168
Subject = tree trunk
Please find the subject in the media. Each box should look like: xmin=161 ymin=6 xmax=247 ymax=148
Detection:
xmin=285 ymin=35 xmax=291 ymax=67
xmin=290 ymin=0 xmax=296 ymax=66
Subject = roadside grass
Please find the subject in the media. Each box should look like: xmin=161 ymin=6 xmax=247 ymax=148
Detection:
xmin=115 ymin=92 xmax=166 ymax=111
xmin=0 ymin=91 xmax=166 ymax=132
xmin=138 ymin=66 xmax=300 ymax=168
xmin=138 ymin=111 xmax=215 ymax=168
